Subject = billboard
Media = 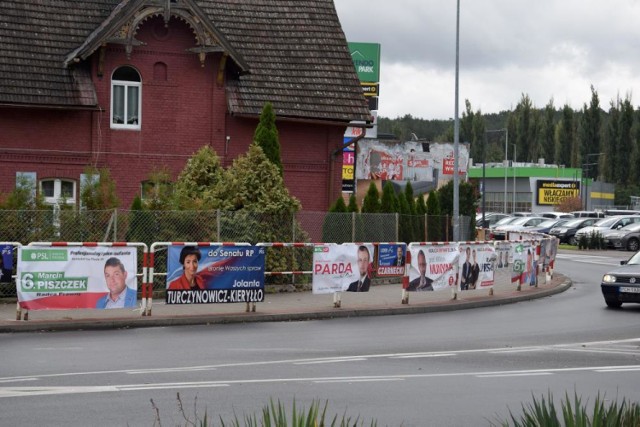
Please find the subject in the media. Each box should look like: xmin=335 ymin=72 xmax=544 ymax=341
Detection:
xmin=312 ymin=243 xmax=375 ymax=294
xmin=17 ymin=246 xmax=137 ymax=310
xmin=357 ymin=140 xmax=468 ymax=181
xmin=348 ymin=42 xmax=381 ymax=83
xmin=536 ymin=180 xmax=580 ymax=205
xmin=166 ymin=245 xmax=265 ymax=304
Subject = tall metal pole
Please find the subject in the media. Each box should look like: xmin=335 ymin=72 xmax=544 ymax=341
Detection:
xmin=452 ymin=0 xmax=460 ymax=241
xmin=512 ymin=143 xmax=516 ymax=212
xmin=482 ymin=133 xmax=486 ymax=225
xmin=504 ymin=134 xmax=508 ymax=213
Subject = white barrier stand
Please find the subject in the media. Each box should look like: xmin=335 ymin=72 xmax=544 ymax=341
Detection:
xmin=333 ymin=292 xmax=341 ymax=308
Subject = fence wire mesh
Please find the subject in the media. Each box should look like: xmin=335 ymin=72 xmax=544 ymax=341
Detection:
xmin=0 ymin=210 xmax=473 ymax=297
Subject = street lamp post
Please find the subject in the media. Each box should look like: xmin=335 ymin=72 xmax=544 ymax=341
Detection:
xmin=582 ymin=152 xmax=604 ymax=210
xmin=512 ymin=143 xmax=517 ymax=212
xmin=452 ymin=0 xmax=461 ymax=241
xmin=486 ymin=129 xmax=508 ymax=213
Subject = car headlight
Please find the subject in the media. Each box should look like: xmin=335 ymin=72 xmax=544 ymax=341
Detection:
xmin=602 ymin=274 xmax=617 ymax=283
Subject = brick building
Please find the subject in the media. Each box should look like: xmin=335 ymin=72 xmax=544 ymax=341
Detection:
xmin=0 ymin=0 xmax=370 ymax=211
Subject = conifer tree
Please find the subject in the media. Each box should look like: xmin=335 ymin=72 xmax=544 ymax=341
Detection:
xmin=253 ymin=102 xmax=283 ymax=175
xmin=361 ymin=182 xmax=381 ymax=213
xmin=380 ymin=181 xmax=398 ymax=213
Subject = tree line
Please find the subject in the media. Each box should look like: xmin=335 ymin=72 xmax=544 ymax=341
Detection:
xmin=378 ymin=87 xmax=640 ymax=205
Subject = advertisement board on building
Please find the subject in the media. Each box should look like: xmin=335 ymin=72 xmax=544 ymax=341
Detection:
xmin=348 ymin=42 xmax=381 ymax=83
xmin=536 ymin=180 xmax=580 ymax=205
xmin=355 ymin=140 xmax=469 ymax=193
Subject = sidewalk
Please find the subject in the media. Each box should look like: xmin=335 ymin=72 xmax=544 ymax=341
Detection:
xmin=0 ymin=271 xmax=571 ymax=333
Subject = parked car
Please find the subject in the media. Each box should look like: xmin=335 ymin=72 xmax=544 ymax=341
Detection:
xmin=538 ymin=212 xmax=574 ymax=219
xmin=491 ymin=216 xmax=547 ymax=240
xmin=528 ymin=218 xmax=570 ymax=235
xmin=603 ymin=223 xmax=640 ymax=251
xmin=487 ymin=216 xmax=519 ymax=240
xmin=476 ymin=212 xmax=510 ymax=228
xmin=574 ymin=215 xmax=640 ymax=242
xmin=571 ymin=210 xmax=606 ymax=218
xmin=548 ymin=217 xmax=598 ymax=245
xmin=511 ymin=211 xmax=534 ymax=217
xmin=600 ymin=250 xmax=640 ymax=308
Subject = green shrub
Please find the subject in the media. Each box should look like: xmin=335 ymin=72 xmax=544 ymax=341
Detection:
xmin=491 ymin=391 xmax=640 ymax=427
xmin=153 ymin=394 xmax=379 ymax=426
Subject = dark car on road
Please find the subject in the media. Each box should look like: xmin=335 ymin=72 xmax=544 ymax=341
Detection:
xmin=547 ymin=217 xmax=598 ymax=245
xmin=528 ymin=218 xmax=570 ymax=235
xmin=601 ymin=250 xmax=640 ymax=308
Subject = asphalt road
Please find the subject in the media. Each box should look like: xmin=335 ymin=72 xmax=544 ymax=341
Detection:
xmin=1 ymin=250 xmax=639 ymax=426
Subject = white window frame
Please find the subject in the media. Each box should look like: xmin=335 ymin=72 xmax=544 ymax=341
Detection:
xmin=40 ymin=179 xmax=76 ymax=206
xmin=111 ymin=67 xmax=142 ymax=130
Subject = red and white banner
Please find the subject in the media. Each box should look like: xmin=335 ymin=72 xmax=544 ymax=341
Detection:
xmin=457 ymin=244 xmax=495 ymax=291
xmin=406 ymin=244 xmax=459 ymax=291
xmin=17 ymin=246 xmax=137 ymax=310
xmin=312 ymin=243 xmax=375 ymax=294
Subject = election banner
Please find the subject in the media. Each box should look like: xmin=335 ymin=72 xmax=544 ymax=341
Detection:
xmin=166 ymin=245 xmax=265 ymax=304
xmin=377 ymin=243 xmax=405 ymax=277
xmin=511 ymin=241 xmax=536 ymax=286
xmin=17 ymin=246 xmax=137 ymax=310
xmin=312 ymin=243 xmax=375 ymax=294
xmin=539 ymin=237 xmax=558 ymax=270
xmin=457 ymin=244 xmax=496 ymax=291
xmin=1 ymin=244 xmax=12 ymax=283
xmin=406 ymin=244 xmax=459 ymax=291
xmin=495 ymin=241 xmax=511 ymax=270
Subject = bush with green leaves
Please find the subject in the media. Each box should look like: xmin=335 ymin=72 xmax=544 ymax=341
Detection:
xmin=491 ymin=391 xmax=640 ymax=427
xmin=152 ymin=394 xmax=379 ymax=427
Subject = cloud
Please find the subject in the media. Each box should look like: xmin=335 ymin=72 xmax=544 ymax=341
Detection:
xmin=334 ymin=0 xmax=640 ymax=119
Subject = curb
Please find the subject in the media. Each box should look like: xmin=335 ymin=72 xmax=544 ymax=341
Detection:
xmin=0 ymin=277 xmax=572 ymax=333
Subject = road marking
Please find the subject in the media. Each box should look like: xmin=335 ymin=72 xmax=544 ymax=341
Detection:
xmin=1 ymin=339 xmax=638 ymax=384
xmin=391 ymin=353 xmax=455 ymax=359
xmin=476 ymin=372 xmax=553 ymax=378
xmin=2 ymin=366 xmax=640 ymax=398
xmin=294 ymin=358 xmax=368 ymax=365
xmin=314 ymin=378 xmax=403 ymax=384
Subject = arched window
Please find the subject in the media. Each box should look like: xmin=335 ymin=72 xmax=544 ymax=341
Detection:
xmin=111 ymin=66 xmax=141 ymax=129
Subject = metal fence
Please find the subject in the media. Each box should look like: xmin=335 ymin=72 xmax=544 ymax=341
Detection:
xmin=0 ymin=209 xmax=473 ymax=297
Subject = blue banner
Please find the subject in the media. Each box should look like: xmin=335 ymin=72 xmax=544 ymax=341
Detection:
xmin=166 ymin=245 xmax=265 ymax=304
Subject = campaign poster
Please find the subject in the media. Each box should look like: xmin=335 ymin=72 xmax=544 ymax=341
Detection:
xmin=0 ymin=244 xmax=12 ymax=283
xmin=406 ymin=244 xmax=458 ymax=291
xmin=495 ymin=241 xmax=511 ymax=270
xmin=166 ymin=245 xmax=265 ymax=304
xmin=312 ymin=243 xmax=375 ymax=294
xmin=457 ymin=244 xmax=496 ymax=291
xmin=511 ymin=241 xmax=536 ymax=286
xmin=17 ymin=246 xmax=137 ymax=310
xmin=539 ymin=237 xmax=558 ymax=270
xmin=377 ymin=243 xmax=405 ymax=277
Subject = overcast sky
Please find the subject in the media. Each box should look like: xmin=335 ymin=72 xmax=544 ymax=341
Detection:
xmin=334 ymin=0 xmax=640 ymax=120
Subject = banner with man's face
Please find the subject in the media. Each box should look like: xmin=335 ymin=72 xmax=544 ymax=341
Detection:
xmin=407 ymin=244 xmax=459 ymax=291
xmin=457 ymin=244 xmax=496 ymax=291
xmin=312 ymin=243 xmax=374 ymax=294
xmin=377 ymin=243 xmax=406 ymax=277
xmin=16 ymin=246 xmax=137 ymax=310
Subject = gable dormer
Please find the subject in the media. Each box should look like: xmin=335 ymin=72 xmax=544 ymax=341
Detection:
xmin=65 ymin=0 xmax=248 ymax=73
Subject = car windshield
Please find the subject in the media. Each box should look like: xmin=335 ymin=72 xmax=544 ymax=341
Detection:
xmin=594 ymin=217 xmax=619 ymax=227
xmin=626 ymin=251 xmax=640 ymax=265
xmin=562 ymin=219 xmax=586 ymax=227
xmin=493 ymin=216 xmax=516 ymax=226
xmin=510 ymin=217 xmax=532 ymax=225
xmin=538 ymin=219 xmax=562 ymax=228
xmin=620 ymin=223 xmax=640 ymax=232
